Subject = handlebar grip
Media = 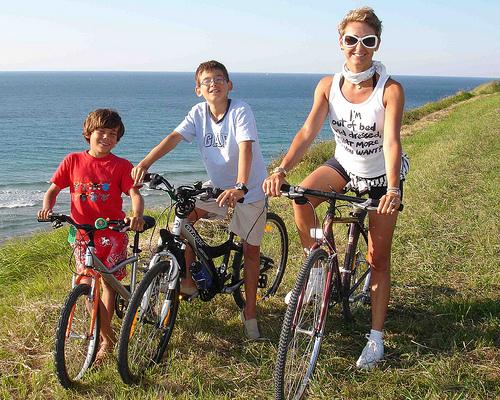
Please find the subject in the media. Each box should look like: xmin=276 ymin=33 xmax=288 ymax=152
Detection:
xmin=37 ymin=213 xmax=65 ymax=223
xmin=280 ymin=183 xmax=291 ymax=192
xmin=143 ymin=173 xmax=153 ymax=183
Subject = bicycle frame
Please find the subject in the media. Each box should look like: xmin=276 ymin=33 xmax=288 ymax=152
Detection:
xmin=150 ymin=209 xmax=245 ymax=303
xmin=63 ymin=244 xmax=141 ymax=341
xmin=292 ymin=198 xmax=371 ymax=334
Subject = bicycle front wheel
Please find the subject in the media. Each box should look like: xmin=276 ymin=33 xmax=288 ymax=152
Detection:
xmin=275 ymin=248 xmax=330 ymax=400
xmin=117 ymin=261 xmax=180 ymax=385
xmin=54 ymin=283 xmax=100 ymax=389
xmin=342 ymin=229 xmax=371 ymax=321
xmin=233 ymin=212 xmax=289 ymax=308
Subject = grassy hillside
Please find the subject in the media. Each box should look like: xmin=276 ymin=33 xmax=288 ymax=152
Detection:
xmin=0 ymin=83 xmax=499 ymax=399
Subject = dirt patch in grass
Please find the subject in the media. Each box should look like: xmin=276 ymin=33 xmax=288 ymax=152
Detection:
xmin=401 ymin=95 xmax=486 ymax=137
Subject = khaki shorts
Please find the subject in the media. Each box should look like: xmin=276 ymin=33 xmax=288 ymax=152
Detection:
xmin=195 ymin=198 xmax=267 ymax=246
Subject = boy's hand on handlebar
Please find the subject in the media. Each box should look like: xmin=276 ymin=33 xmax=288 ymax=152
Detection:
xmin=37 ymin=208 xmax=52 ymax=220
xmin=377 ymin=193 xmax=401 ymax=215
xmin=217 ymin=188 xmax=244 ymax=208
xmin=131 ymin=165 xmax=148 ymax=186
xmin=263 ymin=172 xmax=286 ymax=197
xmin=125 ymin=215 xmax=145 ymax=232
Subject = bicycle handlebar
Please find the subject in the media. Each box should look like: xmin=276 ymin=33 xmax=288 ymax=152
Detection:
xmin=37 ymin=213 xmax=134 ymax=232
xmin=144 ymin=172 xmax=244 ymax=203
xmin=280 ymin=184 xmax=404 ymax=212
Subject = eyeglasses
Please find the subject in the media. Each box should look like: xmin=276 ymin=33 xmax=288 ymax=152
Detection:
xmin=342 ymin=34 xmax=379 ymax=49
xmin=200 ymin=77 xmax=227 ymax=86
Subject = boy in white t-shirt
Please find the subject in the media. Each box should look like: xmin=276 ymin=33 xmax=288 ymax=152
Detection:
xmin=131 ymin=60 xmax=267 ymax=340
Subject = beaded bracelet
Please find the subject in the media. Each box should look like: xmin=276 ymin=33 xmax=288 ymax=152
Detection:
xmin=272 ymin=166 xmax=288 ymax=176
xmin=387 ymin=187 xmax=401 ymax=197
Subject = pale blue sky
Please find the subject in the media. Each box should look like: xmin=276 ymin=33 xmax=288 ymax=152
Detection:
xmin=1 ymin=0 xmax=498 ymax=77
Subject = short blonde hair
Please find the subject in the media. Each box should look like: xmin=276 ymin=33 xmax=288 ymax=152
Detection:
xmin=338 ymin=7 xmax=382 ymax=38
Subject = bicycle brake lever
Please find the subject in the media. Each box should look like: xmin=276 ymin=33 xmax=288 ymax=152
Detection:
xmin=52 ymin=220 xmax=64 ymax=229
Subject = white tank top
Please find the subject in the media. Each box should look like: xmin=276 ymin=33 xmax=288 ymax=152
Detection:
xmin=328 ymin=72 xmax=389 ymax=178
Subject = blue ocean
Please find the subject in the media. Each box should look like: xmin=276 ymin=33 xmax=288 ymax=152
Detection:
xmin=0 ymin=72 xmax=492 ymax=242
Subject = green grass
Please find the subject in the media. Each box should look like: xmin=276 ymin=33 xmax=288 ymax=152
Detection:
xmin=402 ymin=79 xmax=499 ymax=126
xmin=0 ymin=85 xmax=499 ymax=399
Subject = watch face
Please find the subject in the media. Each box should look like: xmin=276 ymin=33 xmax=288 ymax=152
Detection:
xmin=235 ymin=183 xmax=248 ymax=194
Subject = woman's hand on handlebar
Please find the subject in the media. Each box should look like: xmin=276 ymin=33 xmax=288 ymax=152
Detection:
xmin=377 ymin=192 xmax=401 ymax=215
xmin=263 ymin=171 xmax=286 ymax=197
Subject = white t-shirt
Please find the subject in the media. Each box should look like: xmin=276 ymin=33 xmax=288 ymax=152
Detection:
xmin=175 ymin=99 xmax=267 ymax=203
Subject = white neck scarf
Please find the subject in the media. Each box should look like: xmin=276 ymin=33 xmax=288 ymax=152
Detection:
xmin=342 ymin=60 xmax=386 ymax=85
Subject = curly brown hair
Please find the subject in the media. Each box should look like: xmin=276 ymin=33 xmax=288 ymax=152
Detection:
xmin=82 ymin=109 xmax=125 ymax=143
xmin=338 ymin=7 xmax=383 ymax=38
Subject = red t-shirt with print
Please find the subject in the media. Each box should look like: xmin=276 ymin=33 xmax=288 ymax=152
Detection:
xmin=51 ymin=151 xmax=135 ymax=225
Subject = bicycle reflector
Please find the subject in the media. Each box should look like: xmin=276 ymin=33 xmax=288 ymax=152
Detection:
xmin=95 ymin=218 xmax=108 ymax=230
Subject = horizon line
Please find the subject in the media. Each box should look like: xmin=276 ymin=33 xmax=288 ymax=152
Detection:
xmin=0 ymin=70 xmax=498 ymax=80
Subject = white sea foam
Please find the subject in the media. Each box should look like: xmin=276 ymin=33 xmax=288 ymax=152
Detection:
xmin=0 ymin=189 xmax=44 ymax=209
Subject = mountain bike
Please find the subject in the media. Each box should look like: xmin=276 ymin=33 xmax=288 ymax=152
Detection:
xmin=274 ymin=184 xmax=403 ymax=400
xmin=38 ymin=213 xmax=155 ymax=388
xmin=117 ymin=173 xmax=289 ymax=384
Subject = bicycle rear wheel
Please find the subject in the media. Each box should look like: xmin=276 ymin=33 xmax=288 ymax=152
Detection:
xmin=275 ymin=248 xmax=330 ymax=400
xmin=54 ymin=284 xmax=100 ymax=389
xmin=117 ymin=261 xmax=179 ymax=384
xmin=233 ymin=212 xmax=288 ymax=308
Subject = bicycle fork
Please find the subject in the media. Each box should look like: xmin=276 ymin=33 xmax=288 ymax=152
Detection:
xmin=141 ymin=253 xmax=180 ymax=327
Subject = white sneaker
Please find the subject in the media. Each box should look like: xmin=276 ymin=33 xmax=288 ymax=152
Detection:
xmin=356 ymin=334 xmax=384 ymax=369
xmin=285 ymin=267 xmax=324 ymax=305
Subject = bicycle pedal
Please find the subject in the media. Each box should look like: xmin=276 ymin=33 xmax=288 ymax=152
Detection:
xmin=258 ymin=274 xmax=268 ymax=288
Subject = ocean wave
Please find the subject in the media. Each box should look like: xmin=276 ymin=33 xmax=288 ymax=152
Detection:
xmin=0 ymin=189 xmax=44 ymax=209
xmin=0 ymin=181 xmax=50 ymax=190
xmin=0 ymin=201 xmax=39 ymax=209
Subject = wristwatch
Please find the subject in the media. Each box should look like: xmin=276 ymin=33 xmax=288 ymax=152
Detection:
xmin=234 ymin=182 xmax=248 ymax=194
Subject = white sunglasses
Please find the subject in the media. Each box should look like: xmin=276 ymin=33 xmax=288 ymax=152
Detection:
xmin=342 ymin=34 xmax=379 ymax=49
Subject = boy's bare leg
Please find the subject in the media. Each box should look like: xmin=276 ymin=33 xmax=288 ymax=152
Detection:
xmin=97 ymin=280 xmax=116 ymax=359
xmin=242 ymin=242 xmax=260 ymax=320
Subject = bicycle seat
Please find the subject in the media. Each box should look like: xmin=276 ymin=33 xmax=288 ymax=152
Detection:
xmin=142 ymin=216 xmax=156 ymax=232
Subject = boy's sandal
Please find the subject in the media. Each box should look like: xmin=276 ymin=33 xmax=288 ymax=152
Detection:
xmin=93 ymin=343 xmax=113 ymax=368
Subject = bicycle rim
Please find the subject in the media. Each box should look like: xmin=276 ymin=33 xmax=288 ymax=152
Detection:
xmin=118 ymin=261 xmax=179 ymax=384
xmin=233 ymin=212 xmax=288 ymax=307
xmin=260 ymin=212 xmax=288 ymax=297
xmin=275 ymin=248 xmax=330 ymax=400
xmin=54 ymin=284 xmax=99 ymax=388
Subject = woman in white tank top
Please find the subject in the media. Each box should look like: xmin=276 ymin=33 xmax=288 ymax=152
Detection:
xmin=263 ymin=7 xmax=409 ymax=370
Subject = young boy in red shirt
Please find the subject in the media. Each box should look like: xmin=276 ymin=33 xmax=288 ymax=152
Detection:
xmin=38 ymin=108 xmax=144 ymax=362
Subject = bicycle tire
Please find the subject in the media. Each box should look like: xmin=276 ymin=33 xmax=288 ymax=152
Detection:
xmin=341 ymin=229 xmax=371 ymax=321
xmin=275 ymin=248 xmax=330 ymax=400
xmin=54 ymin=283 xmax=100 ymax=389
xmin=117 ymin=261 xmax=180 ymax=385
xmin=233 ymin=212 xmax=289 ymax=308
